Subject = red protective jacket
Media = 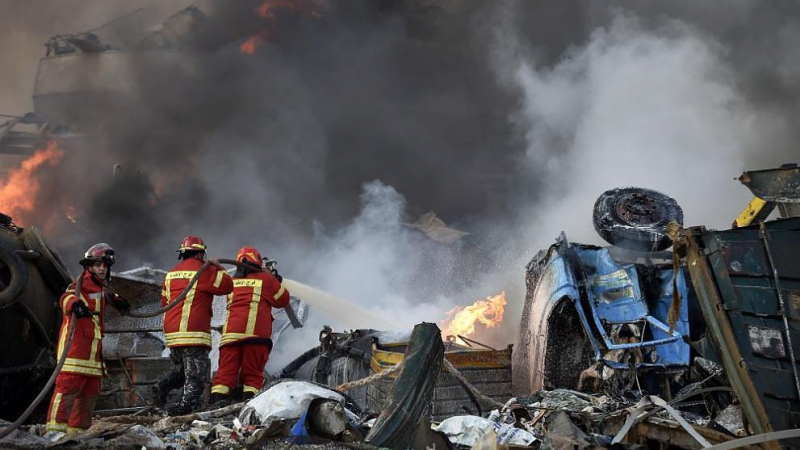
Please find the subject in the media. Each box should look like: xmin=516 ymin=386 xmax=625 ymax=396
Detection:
xmin=56 ymin=272 xmax=106 ymax=377
xmin=220 ymin=271 xmax=290 ymax=347
xmin=161 ymin=258 xmax=233 ymax=348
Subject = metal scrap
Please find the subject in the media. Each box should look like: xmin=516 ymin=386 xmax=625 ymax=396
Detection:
xmin=365 ymin=322 xmax=445 ymax=449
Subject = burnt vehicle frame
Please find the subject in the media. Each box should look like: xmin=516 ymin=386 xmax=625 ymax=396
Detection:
xmin=517 ymin=231 xmax=694 ymax=395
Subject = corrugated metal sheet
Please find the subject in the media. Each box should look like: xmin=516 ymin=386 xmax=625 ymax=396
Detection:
xmin=685 ymin=217 xmax=800 ymax=450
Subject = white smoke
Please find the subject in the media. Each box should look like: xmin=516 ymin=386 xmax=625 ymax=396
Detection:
xmin=494 ymin=9 xmax=770 ymax=249
xmin=268 ymin=180 xmax=455 ymax=372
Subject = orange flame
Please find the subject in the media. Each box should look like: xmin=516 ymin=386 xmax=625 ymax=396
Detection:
xmin=440 ymin=292 xmax=507 ymax=340
xmin=0 ymin=141 xmax=64 ymax=224
xmin=241 ymin=0 xmax=326 ymax=54
xmin=240 ymin=31 xmax=268 ymax=55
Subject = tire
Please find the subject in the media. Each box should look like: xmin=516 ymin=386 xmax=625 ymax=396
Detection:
xmin=20 ymin=226 xmax=72 ymax=294
xmin=0 ymin=244 xmax=28 ymax=308
xmin=593 ymin=187 xmax=683 ymax=252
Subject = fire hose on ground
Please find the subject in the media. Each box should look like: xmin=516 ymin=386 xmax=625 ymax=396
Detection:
xmin=0 ymin=276 xmax=83 ymax=440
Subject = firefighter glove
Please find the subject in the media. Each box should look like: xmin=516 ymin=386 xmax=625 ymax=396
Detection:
xmin=71 ymin=301 xmax=93 ymax=319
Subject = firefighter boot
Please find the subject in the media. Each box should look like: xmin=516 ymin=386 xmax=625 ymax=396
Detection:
xmin=242 ymin=391 xmax=256 ymax=402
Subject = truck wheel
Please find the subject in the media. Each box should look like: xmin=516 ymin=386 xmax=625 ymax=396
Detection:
xmin=20 ymin=226 xmax=72 ymax=294
xmin=0 ymin=245 xmax=28 ymax=308
xmin=593 ymin=187 xmax=683 ymax=252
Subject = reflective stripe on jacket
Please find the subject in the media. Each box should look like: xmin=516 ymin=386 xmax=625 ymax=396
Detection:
xmin=161 ymin=258 xmax=233 ymax=348
xmin=221 ymin=271 xmax=290 ymax=346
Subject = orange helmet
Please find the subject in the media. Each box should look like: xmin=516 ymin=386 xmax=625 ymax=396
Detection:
xmin=177 ymin=235 xmax=207 ymax=255
xmin=236 ymin=246 xmax=262 ymax=267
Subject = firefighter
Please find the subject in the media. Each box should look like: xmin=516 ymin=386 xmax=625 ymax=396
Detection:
xmin=210 ymin=246 xmax=289 ymax=403
xmin=46 ymin=243 xmax=131 ymax=434
xmin=155 ymin=236 xmax=233 ymax=415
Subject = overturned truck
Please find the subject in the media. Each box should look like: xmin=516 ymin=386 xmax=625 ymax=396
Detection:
xmin=515 ymin=164 xmax=800 ymax=448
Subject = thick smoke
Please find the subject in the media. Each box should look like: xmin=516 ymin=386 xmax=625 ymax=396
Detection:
xmin=481 ymin=1 xmax=800 ymax=326
xmin=2 ymin=0 xmax=800 ymax=363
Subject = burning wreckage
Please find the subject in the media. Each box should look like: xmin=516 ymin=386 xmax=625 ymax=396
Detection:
xmin=0 ymin=163 xmax=798 ymax=450
xmin=0 ymin=4 xmax=799 ymax=449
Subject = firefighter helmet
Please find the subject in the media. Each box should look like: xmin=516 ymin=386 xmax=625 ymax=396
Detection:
xmin=177 ymin=235 xmax=207 ymax=255
xmin=80 ymin=243 xmax=115 ymax=267
xmin=235 ymin=246 xmax=262 ymax=267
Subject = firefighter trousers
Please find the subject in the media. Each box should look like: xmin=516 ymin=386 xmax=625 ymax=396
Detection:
xmin=211 ymin=343 xmax=270 ymax=395
xmin=46 ymin=373 xmax=102 ymax=434
xmin=157 ymin=346 xmax=210 ymax=410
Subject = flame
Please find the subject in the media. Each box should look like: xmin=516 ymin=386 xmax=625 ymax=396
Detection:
xmin=0 ymin=141 xmax=64 ymax=224
xmin=241 ymin=0 xmax=327 ymax=54
xmin=440 ymin=292 xmax=507 ymax=341
xmin=240 ymin=31 xmax=269 ymax=55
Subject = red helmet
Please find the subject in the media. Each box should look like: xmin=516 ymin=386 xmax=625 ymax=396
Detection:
xmin=177 ymin=235 xmax=207 ymax=254
xmin=236 ymin=246 xmax=262 ymax=267
xmin=80 ymin=243 xmax=115 ymax=267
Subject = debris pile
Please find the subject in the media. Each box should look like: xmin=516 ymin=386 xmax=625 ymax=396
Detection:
xmin=0 ymin=322 xmax=765 ymax=450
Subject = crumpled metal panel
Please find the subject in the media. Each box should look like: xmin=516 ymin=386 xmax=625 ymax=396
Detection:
xmin=574 ymin=246 xmax=687 ymax=362
xmin=575 ymin=247 xmax=647 ymax=322
xmin=514 ymin=234 xmax=691 ymax=395
xmin=739 ymin=165 xmax=800 ymax=203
